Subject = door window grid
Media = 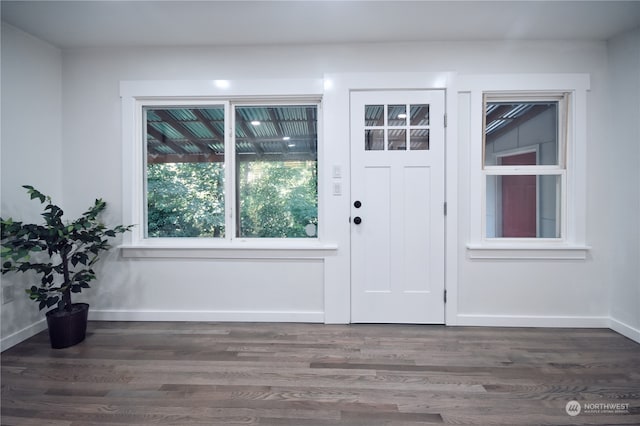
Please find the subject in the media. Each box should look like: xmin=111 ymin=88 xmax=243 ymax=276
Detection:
xmin=364 ymin=104 xmax=430 ymax=151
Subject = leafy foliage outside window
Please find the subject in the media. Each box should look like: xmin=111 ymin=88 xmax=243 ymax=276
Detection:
xmin=147 ymin=162 xmax=225 ymax=237
xmin=146 ymin=160 xmax=317 ymax=238
xmin=239 ymin=160 xmax=318 ymax=238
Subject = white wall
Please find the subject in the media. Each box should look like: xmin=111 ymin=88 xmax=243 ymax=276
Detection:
xmin=4 ymin=30 xmax=633 ymax=346
xmin=607 ymin=27 xmax=640 ymax=342
xmin=56 ymin=40 xmax=612 ymax=328
xmin=1 ymin=23 xmax=63 ymax=349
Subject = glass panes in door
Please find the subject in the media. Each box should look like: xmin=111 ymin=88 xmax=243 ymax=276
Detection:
xmin=364 ymin=103 xmax=430 ymax=151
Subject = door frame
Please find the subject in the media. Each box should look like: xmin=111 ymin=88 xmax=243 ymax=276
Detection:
xmin=321 ymin=72 xmax=458 ymax=325
xmin=349 ymin=89 xmax=446 ymax=324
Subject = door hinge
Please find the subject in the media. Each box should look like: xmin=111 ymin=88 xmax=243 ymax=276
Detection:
xmin=444 ymin=114 xmax=447 ymax=128
xmin=444 ymin=289 xmax=447 ymax=304
xmin=444 ymin=202 xmax=447 ymax=216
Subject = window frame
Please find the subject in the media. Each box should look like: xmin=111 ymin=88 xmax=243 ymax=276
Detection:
xmin=459 ymin=74 xmax=590 ymax=260
xmin=120 ymin=79 xmax=336 ymax=258
xmin=231 ymin=100 xmax=320 ymax=240
xmin=142 ymin=99 xmax=231 ymax=240
xmin=482 ymin=92 xmax=568 ymax=241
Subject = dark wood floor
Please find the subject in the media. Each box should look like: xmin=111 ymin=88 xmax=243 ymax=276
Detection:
xmin=2 ymin=322 xmax=639 ymax=425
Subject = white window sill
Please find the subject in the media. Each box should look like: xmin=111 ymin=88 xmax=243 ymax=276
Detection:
xmin=120 ymin=240 xmax=339 ymax=259
xmin=466 ymin=243 xmax=590 ymax=260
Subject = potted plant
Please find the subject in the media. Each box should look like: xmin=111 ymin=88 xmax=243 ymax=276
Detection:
xmin=1 ymin=185 xmax=132 ymax=348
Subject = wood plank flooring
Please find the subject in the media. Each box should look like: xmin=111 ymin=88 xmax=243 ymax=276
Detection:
xmin=2 ymin=322 xmax=639 ymax=425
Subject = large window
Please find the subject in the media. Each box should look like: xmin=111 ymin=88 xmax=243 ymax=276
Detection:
xmin=143 ymin=102 xmax=318 ymax=239
xmin=483 ymin=94 xmax=568 ymax=239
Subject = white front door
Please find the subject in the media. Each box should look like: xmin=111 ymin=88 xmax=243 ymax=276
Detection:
xmin=350 ymin=90 xmax=445 ymax=323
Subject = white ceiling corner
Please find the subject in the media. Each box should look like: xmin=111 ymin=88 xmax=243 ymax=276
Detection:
xmin=1 ymin=1 xmax=639 ymax=49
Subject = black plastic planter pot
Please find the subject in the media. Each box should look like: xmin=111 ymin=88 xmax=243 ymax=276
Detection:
xmin=45 ymin=303 xmax=89 ymax=349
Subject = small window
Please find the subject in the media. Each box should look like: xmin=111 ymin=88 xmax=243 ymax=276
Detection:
xmin=143 ymin=102 xmax=319 ymax=239
xmin=483 ymin=94 xmax=568 ymax=239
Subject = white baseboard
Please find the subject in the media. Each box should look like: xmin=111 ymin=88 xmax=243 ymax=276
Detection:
xmin=89 ymin=309 xmax=325 ymax=323
xmin=456 ymin=314 xmax=610 ymax=328
xmin=3 ymin=313 xmax=636 ymax=351
xmin=609 ymin=317 xmax=640 ymax=344
xmin=1 ymin=319 xmax=47 ymax=352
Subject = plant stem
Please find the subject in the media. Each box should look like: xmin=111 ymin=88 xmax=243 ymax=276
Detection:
xmin=61 ymin=249 xmax=72 ymax=311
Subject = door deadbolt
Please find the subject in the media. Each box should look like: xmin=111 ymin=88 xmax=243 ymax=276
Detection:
xmin=354 ymin=200 xmax=362 ymax=208
xmin=353 ymin=216 xmax=362 ymax=225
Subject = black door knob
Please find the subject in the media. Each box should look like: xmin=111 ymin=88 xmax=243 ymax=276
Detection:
xmin=353 ymin=216 xmax=362 ymax=225
xmin=354 ymin=200 xmax=362 ymax=208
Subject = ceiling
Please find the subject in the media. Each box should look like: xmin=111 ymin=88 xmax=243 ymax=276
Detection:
xmin=2 ymin=1 xmax=640 ymax=49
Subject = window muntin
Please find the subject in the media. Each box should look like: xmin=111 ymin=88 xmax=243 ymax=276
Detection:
xmin=482 ymin=94 xmax=568 ymax=240
xmin=143 ymin=102 xmax=319 ymax=240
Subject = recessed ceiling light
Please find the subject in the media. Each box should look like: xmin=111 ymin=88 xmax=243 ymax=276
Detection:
xmin=288 ymin=143 xmax=296 ymax=148
xmin=251 ymin=120 xmax=261 ymax=126
xmin=397 ymin=113 xmax=407 ymax=119
xmin=282 ymin=136 xmax=291 ymax=141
